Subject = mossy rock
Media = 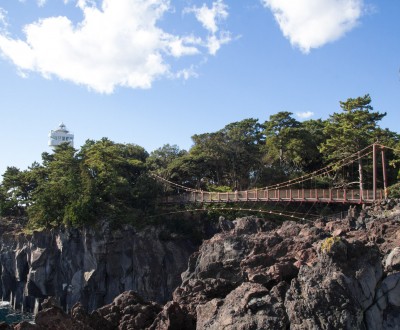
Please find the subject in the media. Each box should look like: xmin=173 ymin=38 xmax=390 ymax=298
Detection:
xmin=319 ymin=236 xmax=348 ymax=261
xmin=321 ymin=236 xmax=341 ymax=253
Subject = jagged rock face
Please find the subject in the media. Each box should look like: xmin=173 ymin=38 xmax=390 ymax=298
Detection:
xmin=173 ymin=217 xmax=325 ymax=319
xmin=167 ymin=204 xmax=400 ymax=330
xmin=196 ymin=282 xmax=289 ymax=330
xmin=7 ymin=200 xmax=400 ymax=329
xmin=285 ymin=241 xmax=382 ymax=329
xmin=0 ymin=226 xmax=196 ymax=312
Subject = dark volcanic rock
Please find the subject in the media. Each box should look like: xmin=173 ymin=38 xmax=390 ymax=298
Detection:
xmin=173 ymin=216 xmax=322 ymax=325
xmin=7 ymin=200 xmax=400 ymax=329
xmin=196 ymin=281 xmax=289 ymax=330
xmin=148 ymin=301 xmax=195 ymax=330
xmin=0 ymin=225 xmax=196 ymax=312
xmin=96 ymin=291 xmax=162 ymax=329
xmin=285 ymin=240 xmax=382 ymax=329
xmin=168 ymin=204 xmax=400 ymax=329
xmin=10 ymin=290 xmax=161 ymax=330
xmin=0 ymin=322 xmax=12 ymax=330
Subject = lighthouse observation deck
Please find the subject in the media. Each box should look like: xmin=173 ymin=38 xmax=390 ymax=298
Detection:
xmin=48 ymin=123 xmax=74 ymax=147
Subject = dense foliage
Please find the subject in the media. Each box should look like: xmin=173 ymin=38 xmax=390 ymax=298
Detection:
xmin=0 ymin=138 xmax=155 ymax=228
xmin=1 ymin=95 xmax=399 ymax=229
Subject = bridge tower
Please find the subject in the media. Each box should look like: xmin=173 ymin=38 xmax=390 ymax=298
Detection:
xmin=48 ymin=122 xmax=74 ymax=148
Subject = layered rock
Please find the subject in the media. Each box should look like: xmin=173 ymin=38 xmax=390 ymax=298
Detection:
xmin=0 ymin=225 xmax=196 ymax=313
xmin=159 ymin=201 xmax=400 ymax=329
xmin=4 ymin=199 xmax=400 ymax=329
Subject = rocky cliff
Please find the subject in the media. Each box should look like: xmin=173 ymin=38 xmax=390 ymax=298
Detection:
xmin=3 ymin=200 xmax=400 ymax=329
xmin=0 ymin=223 xmax=197 ymax=314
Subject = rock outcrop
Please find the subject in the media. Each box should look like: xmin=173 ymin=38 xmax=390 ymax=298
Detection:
xmin=0 ymin=225 xmax=196 ymax=313
xmin=4 ymin=199 xmax=400 ymax=329
xmin=160 ymin=200 xmax=400 ymax=329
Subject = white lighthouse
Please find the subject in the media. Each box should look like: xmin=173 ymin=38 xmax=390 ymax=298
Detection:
xmin=48 ymin=122 xmax=74 ymax=148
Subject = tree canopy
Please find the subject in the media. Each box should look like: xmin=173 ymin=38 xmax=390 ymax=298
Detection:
xmin=320 ymin=94 xmax=387 ymax=161
xmin=1 ymin=95 xmax=399 ymax=229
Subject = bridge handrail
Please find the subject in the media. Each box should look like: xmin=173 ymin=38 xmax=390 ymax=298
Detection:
xmin=162 ymin=188 xmax=383 ymax=204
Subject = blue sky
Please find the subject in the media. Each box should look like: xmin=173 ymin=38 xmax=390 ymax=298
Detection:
xmin=0 ymin=0 xmax=399 ymax=176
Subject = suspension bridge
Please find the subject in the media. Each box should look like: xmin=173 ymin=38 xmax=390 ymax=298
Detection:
xmin=154 ymin=143 xmax=393 ymax=205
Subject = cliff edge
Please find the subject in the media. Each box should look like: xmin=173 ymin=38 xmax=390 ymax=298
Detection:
xmin=2 ymin=200 xmax=400 ymax=329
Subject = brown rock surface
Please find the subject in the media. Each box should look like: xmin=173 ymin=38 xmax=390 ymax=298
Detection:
xmin=7 ymin=199 xmax=400 ymax=329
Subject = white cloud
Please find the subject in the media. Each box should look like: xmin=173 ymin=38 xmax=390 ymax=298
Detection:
xmin=37 ymin=0 xmax=47 ymax=7
xmin=0 ymin=8 xmax=7 ymax=32
xmin=206 ymin=31 xmax=231 ymax=55
xmin=184 ymin=0 xmax=231 ymax=55
xmin=18 ymin=0 xmax=47 ymax=5
xmin=186 ymin=0 xmax=228 ymax=34
xmin=176 ymin=66 xmax=199 ymax=80
xmin=0 ymin=0 xmax=231 ymax=93
xmin=262 ymin=0 xmax=364 ymax=53
xmin=296 ymin=111 xmax=314 ymax=119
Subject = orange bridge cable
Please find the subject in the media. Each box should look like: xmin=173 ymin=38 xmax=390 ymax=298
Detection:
xmin=265 ymin=144 xmax=374 ymax=189
xmin=145 ymin=207 xmax=315 ymax=222
xmin=150 ymin=172 xmax=199 ymax=192
xmin=256 ymin=150 xmax=374 ymax=191
xmin=244 ymin=202 xmax=320 ymax=217
xmin=151 ymin=144 xmax=377 ymax=195
xmin=154 ymin=147 xmax=371 ymax=195
xmin=262 ymin=144 xmax=375 ymax=190
xmin=376 ymin=143 xmax=400 ymax=154
xmin=266 ymin=150 xmax=374 ymax=190
xmin=244 ymin=153 xmax=372 ymax=192
xmin=233 ymin=200 xmax=321 ymax=218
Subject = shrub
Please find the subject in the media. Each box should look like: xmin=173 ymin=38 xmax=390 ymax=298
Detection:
xmin=387 ymin=183 xmax=400 ymax=198
xmin=320 ymin=236 xmax=341 ymax=253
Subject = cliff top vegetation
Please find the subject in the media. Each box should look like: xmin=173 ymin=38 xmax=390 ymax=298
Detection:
xmin=1 ymin=94 xmax=400 ymax=229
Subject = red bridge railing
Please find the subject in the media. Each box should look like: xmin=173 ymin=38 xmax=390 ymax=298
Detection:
xmin=162 ymin=188 xmax=383 ymax=204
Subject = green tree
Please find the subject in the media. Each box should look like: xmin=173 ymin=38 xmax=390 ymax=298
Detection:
xmin=190 ymin=131 xmax=227 ymax=187
xmin=0 ymin=167 xmax=28 ymax=216
xmin=26 ymin=139 xmax=153 ymax=228
xmin=79 ymin=138 xmax=149 ymax=224
xmin=321 ymin=94 xmax=386 ymax=160
xmin=320 ymin=94 xmax=387 ymax=188
xmin=147 ymin=144 xmax=187 ymax=178
xmin=28 ymin=143 xmax=81 ymax=227
xmin=263 ymin=112 xmax=300 ymax=169
xmin=300 ymin=119 xmax=327 ymax=173
xmin=261 ymin=113 xmax=330 ymax=187
xmin=220 ymin=118 xmax=264 ymax=189
xmin=187 ymin=118 xmax=264 ymax=190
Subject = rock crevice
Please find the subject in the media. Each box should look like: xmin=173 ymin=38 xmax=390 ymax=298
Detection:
xmin=0 ymin=226 xmax=196 ymax=313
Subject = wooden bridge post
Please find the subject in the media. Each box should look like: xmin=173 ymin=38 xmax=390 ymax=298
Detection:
xmin=358 ymin=151 xmax=363 ymax=204
xmin=373 ymin=143 xmax=377 ymax=201
xmin=381 ymin=146 xmax=388 ymax=199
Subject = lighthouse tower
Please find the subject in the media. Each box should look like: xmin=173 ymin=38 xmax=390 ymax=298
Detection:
xmin=48 ymin=122 xmax=74 ymax=148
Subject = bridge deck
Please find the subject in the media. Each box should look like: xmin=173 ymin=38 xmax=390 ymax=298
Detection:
xmin=162 ymin=188 xmax=383 ymax=204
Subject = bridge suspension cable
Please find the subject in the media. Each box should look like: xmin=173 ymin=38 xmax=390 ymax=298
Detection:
xmin=151 ymin=143 xmax=390 ymax=204
xmin=150 ymin=172 xmax=198 ymax=192
xmin=146 ymin=206 xmax=316 ymax=223
xmin=261 ymin=144 xmax=374 ymax=191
